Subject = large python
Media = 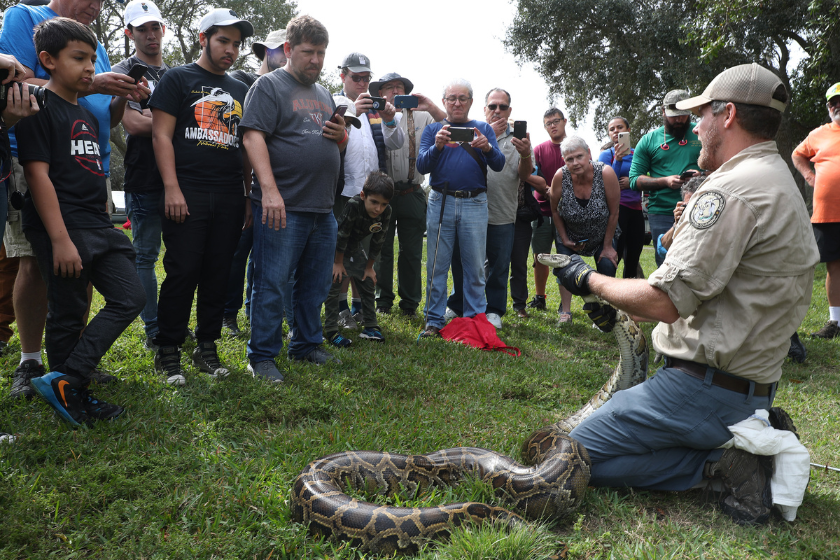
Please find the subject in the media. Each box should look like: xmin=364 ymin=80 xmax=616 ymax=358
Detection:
xmin=291 ymin=254 xmax=649 ymax=554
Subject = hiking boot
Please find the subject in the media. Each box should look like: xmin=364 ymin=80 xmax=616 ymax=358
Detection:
xmin=294 ymin=347 xmax=340 ymax=365
xmin=810 ymin=320 xmax=840 ymax=339
xmin=30 ymin=371 xmax=87 ymax=427
xmin=419 ymin=325 xmax=441 ymax=339
xmin=155 ymin=346 xmax=186 ymax=386
xmin=247 ymin=360 xmax=284 ymax=383
xmin=88 ymin=367 xmax=118 ymax=384
xmin=400 ymin=308 xmax=417 ymax=318
xmin=10 ymin=360 xmax=44 ymax=399
xmin=707 ymin=448 xmax=773 ymax=526
xmin=786 ymin=332 xmax=806 ymax=363
xmin=327 ymin=332 xmax=352 ymax=348
xmin=768 ymin=407 xmax=799 ymax=439
xmin=359 ymin=327 xmax=385 ymax=342
xmin=81 ymin=388 xmax=124 ymax=421
xmin=338 ymin=309 xmax=358 ymax=329
xmin=223 ymin=315 xmax=241 ymax=337
xmin=192 ymin=341 xmax=230 ymax=379
xmin=526 ymin=295 xmax=547 ymax=310
xmin=144 ymin=337 xmax=158 ymax=351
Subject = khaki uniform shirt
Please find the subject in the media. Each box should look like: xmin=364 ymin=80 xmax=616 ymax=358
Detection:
xmin=648 ymin=141 xmax=819 ymax=383
xmin=487 ymin=126 xmax=534 ymax=225
xmin=385 ymin=109 xmax=436 ymax=185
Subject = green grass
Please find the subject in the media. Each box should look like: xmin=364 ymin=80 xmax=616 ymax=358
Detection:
xmin=0 ymin=237 xmax=838 ymax=559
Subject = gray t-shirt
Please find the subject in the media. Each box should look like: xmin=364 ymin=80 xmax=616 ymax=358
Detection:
xmin=487 ymin=127 xmax=528 ymax=225
xmin=240 ymin=69 xmax=340 ymax=212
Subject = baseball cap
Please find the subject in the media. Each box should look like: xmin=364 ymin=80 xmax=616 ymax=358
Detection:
xmin=676 ymin=63 xmax=788 ymax=114
xmin=332 ymin=95 xmax=362 ymax=129
xmin=253 ymin=29 xmax=286 ymax=61
xmin=339 ymin=53 xmax=371 ymax=73
xmin=370 ymin=72 xmax=414 ymax=97
xmin=124 ymin=0 xmax=164 ymax=28
xmin=826 ymin=82 xmax=840 ymax=102
xmin=663 ymin=90 xmax=692 ymax=117
xmin=198 ymin=8 xmax=254 ymax=39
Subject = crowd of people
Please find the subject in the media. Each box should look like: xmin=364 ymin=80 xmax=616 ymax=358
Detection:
xmin=0 ymin=0 xmax=838 ymax=529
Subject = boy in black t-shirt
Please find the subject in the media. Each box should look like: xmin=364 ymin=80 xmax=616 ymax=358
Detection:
xmin=324 ymin=171 xmax=393 ymax=347
xmin=149 ymin=8 xmax=252 ymax=384
xmin=16 ymin=18 xmax=145 ymax=426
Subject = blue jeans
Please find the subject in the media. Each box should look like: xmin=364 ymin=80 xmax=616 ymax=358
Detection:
xmin=126 ymin=191 xmax=163 ymax=337
xmin=425 ymin=190 xmax=488 ymax=328
xmin=648 ymin=213 xmax=675 ymax=267
xmin=568 ymin=366 xmax=774 ymax=491
xmin=224 ymin=225 xmax=254 ymax=319
xmin=448 ymin=222 xmax=515 ymax=317
xmin=248 ymin=203 xmax=336 ymax=362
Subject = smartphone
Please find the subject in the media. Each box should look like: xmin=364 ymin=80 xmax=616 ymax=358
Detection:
xmin=679 ymin=171 xmax=696 ymax=180
xmin=448 ymin=127 xmax=475 ymax=142
xmin=394 ymin=95 xmax=418 ymax=109
xmin=126 ymin=63 xmax=148 ymax=83
xmin=617 ymin=131 xmax=631 ymax=152
xmin=329 ymin=105 xmax=348 ymax=123
xmin=513 ymin=120 xmax=527 ymax=140
xmin=576 ymin=239 xmax=589 ymax=244
xmin=368 ymin=96 xmax=387 ymax=111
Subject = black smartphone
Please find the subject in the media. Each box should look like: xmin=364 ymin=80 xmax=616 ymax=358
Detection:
xmin=368 ymin=96 xmax=387 ymax=111
xmin=513 ymin=120 xmax=527 ymax=140
xmin=329 ymin=105 xmax=348 ymax=123
xmin=679 ymin=171 xmax=696 ymax=180
xmin=448 ymin=127 xmax=475 ymax=142
xmin=394 ymin=95 xmax=418 ymax=109
xmin=127 ymin=63 xmax=148 ymax=83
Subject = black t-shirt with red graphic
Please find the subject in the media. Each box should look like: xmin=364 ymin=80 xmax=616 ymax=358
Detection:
xmin=15 ymin=94 xmax=112 ymax=232
xmin=149 ymin=62 xmax=248 ymax=193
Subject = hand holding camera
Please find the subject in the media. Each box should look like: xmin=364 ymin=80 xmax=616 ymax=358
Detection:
xmin=0 ymin=66 xmax=43 ymax=128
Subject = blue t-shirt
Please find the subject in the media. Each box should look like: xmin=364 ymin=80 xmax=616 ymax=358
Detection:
xmin=0 ymin=4 xmax=114 ymax=174
xmin=417 ymin=120 xmax=505 ymax=191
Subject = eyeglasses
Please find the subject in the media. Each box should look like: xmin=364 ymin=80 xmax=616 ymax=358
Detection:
xmin=349 ymin=74 xmax=371 ymax=83
xmin=444 ymin=96 xmax=472 ymax=104
xmin=544 ymin=118 xmax=565 ymax=127
xmin=487 ymin=104 xmax=509 ymax=111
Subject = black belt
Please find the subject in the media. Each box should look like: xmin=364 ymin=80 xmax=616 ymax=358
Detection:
xmin=431 ymin=186 xmax=486 ymax=198
xmin=665 ymin=357 xmax=775 ymax=397
xmin=394 ymin=182 xmax=421 ymax=196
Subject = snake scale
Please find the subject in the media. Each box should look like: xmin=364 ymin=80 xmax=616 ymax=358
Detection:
xmin=291 ymin=254 xmax=649 ymax=554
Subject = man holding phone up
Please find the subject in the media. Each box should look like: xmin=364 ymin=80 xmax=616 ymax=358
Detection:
xmin=369 ymin=72 xmax=445 ymax=317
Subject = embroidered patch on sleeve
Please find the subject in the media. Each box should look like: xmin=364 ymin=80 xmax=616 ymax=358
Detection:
xmin=689 ymin=191 xmax=726 ymax=229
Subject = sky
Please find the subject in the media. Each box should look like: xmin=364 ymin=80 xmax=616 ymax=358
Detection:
xmin=291 ymin=0 xmax=603 ymax=152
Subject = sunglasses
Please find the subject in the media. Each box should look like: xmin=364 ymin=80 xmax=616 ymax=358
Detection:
xmin=349 ymin=75 xmax=371 ymax=83
xmin=487 ymin=104 xmax=509 ymax=111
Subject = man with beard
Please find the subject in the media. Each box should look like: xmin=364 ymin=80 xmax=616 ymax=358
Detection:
xmin=548 ymin=63 xmax=818 ymax=526
xmin=242 ymin=15 xmax=348 ymax=374
xmin=629 ymin=90 xmax=702 ymax=266
xmin=792 ymin=83 xmax=840 ymax=339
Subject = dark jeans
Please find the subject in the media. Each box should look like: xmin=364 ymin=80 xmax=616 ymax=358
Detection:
xmin=224 ymin=225 xmax=254 ymax=319
xmin=509 ymin=218 xmax=533 ymax=311
xmin=648 ymin=213 xmax=675 ymax=267
xmin=27 ymin=227 xmax=145 ymax=379
xmin=447 ymin=222 xmax=515 ymax=317
xmin=155 ymin=190 xmax=245 ymax=347
xmin=126 ymin=190 xmax=163 ymax=337
xmin=325 ymin=249 xmax=377 ymax=333
xmin=617 ymin=205 xmax=645 ymax=279
xmin=375 ymin=183 xmax=426 ymax=313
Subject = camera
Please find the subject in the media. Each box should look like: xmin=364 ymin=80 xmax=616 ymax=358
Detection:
xmin=0 ymin=69 xmax=47 ymax=112
xmin=368 ymin=96 xmax=386 ymax=111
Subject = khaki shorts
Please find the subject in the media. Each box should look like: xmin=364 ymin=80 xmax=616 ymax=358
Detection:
xmin=4 ymin=158 xmax=114 ymax=257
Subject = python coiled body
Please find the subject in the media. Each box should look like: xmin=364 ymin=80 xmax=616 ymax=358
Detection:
xmin=292 ymin=253 xmax=648 ymax=554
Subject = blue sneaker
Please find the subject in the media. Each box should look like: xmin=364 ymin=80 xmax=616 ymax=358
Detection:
xmin=359 ymin=327 xmax=385 ymax=342
xmin=327 ymin=332 xmax=353 ymax=348
xmin=30 ymin=372 xmax=87 ymax=427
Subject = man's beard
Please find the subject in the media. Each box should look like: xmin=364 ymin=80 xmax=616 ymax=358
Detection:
xmin=832 ymin=108 xmax=840 ymax=124
xmin=664 ymin=118 xmax=689 ymax=139
xmin=698 ymin=118 xmax=722 ymax=172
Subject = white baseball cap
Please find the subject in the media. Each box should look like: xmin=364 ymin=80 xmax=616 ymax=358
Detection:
xmin=124 ymin=0 xmax=164 ymax=28
xmin=198 ymin=8 xmax=254 ymax=39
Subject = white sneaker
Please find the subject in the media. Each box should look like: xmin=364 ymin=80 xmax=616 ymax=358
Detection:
xmin=338 ymin=309 xmax=358 ymax=329
xmin=486 ymin=312 xmax=503 ymax=329
xmin=443 ymin=307 xmax=459 ymax=323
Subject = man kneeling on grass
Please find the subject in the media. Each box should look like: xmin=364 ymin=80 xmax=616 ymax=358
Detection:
xmin=17 ymin=18 xmax=145 ymax=426
xmin=324 ymin=171 xmax=393 ymax=347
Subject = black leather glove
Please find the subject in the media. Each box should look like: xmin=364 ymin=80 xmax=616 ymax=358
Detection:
xmin=555 ymin=255 xmax=594 ymax=296
xmin=584 ymin=301 xmax=617 ymax=332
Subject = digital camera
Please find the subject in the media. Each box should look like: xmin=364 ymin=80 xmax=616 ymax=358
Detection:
xmin=0 ymin=69 xmax=47 ymax=112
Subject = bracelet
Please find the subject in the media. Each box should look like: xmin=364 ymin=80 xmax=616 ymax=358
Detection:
xmin=384 ymin=119 xmax=396 ymax=127
xmin=340 ymin=129 xmax=348 ymax=144
xmin=520 ymin=153 xmax=531 ymax=160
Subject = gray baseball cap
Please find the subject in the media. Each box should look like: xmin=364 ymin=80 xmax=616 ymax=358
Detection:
xmin=663 ymin=89 xmax=692 ymax=117
xmin=198 ymin=8 xmax=254 ymax=39
xmin=339 ymin=52 xmax=371 ymax=73
xmin=253 ymin=29 xmax=286 ymax=61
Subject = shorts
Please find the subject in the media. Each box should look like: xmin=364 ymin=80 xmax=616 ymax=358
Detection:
xmin=5 ymin=158 xmax=113 ymax=257
xmin=813 ymin=222 xmax=840 ymax=263
xmin=531 ymin=216 xmax=559 ymax=261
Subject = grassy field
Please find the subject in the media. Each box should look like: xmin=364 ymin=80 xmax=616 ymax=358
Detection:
xmin=0 ymin=238 xmax=838 ymax=559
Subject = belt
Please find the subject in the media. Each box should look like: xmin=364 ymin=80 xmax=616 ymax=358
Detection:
xmin=431 ymin=186 xmax=486 ymax=198
xmin=394 ymin=182 xmax=421 ymax=196
xmin=666 ymin=357 xmax=774 ymax=397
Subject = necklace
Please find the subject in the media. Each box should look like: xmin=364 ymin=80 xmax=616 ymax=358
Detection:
xmin=660 ymin=127 xmax=687 ymax=150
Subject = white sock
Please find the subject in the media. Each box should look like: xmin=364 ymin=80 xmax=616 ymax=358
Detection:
xmin=830 ymin=307 xmax=840 ymax=323
xmin=20 ymin=351 xmax=42 ymax=365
